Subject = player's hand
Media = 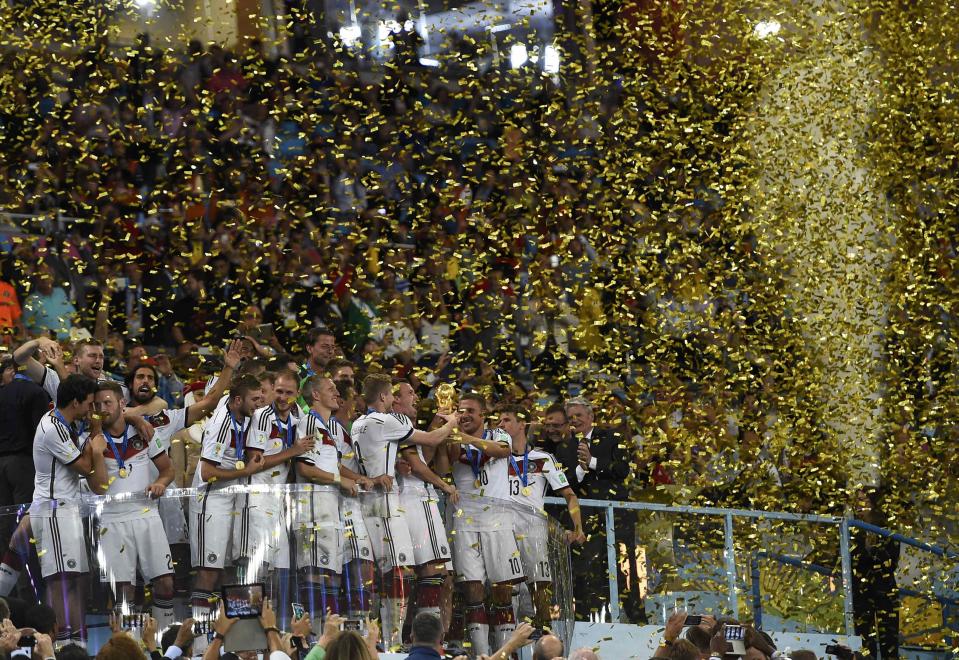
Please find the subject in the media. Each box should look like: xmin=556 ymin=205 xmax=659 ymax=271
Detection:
xmin=90 ymin=432 xmax=108 ymax=455
xmin=340 ymin=477 xmax=359 ymax=497
xmin=293 ymin=434 xmax=315 ymax=456
xmin=214 ymin=603 xmax=239 ymax=636
xmin=242 ymin=452 xmax=265 ymax=475
xmin=145 ymin=481 xmax=167 ymax=499
xmin=143 ymin=615 xmax=159 ymax=651
xmin=356 ymin=475 xmax=375 ymax=490
xmin=37 ymin=337 xmax=63 ymax=368
xmin=109 ymin=612 xmax=122 ymax=633
xmin=34 ymin=633 xmax=54 ymax=659
xmin=0 ymin=619 xmax=18 ymax=652
xmin=319 ymin=613 xmax=343 ymax=648
xmin=374 ymin=474 xmax=394 ymax=491
xmin=443 ymin=484 xmax=460 ymax=505
xmin=664 ymin=610 xmax=685 ymax=643
xmin=129 ymin=414 xmax=156 ymax=442
xmin=291 ymin=611 xmax=312 ymax=638
xmin=175 ymin=618 xmax=196 ymax=648
xmin=223 ymin=339 xmax=244 ymax=370
xmin=566 ymin=528 xmax=586 ymax=545
xmin=394 ymin=457 xmax=412 ymax=476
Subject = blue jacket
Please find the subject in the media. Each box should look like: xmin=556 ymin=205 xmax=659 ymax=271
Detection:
xmin=405 ymin=646 xmax=443 ymax=660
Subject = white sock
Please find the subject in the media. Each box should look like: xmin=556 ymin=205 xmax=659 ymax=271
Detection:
xmin=380 ymin=597 xmax=407 ymax=650
xmin=0 ymin=564 xmax=19 ymax=596
xmin=153 ymin=598 xmax=176 ymax=630
xmin=467 ymin=622 xmax=490 ymax=656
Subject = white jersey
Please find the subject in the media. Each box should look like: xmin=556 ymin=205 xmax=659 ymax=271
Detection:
xmin=450 ymin=428 xmax=513 ymax=531
xmin=193 ymin=404 xmax=253 ymax=487
xmin=396 ymin=444 xmax=435 ymax=498
xmin=295 ymin=410 xmax=341 ymax=475
xmin=507 ymin=446 xmax=570 ymax=521
xmin=31 ymin=410 xmax=87 ymax=517
xmin=351 ymin=410 xmax=414 ymax=515
xmin=93 ymin=409 xmax=187 ymax=522
xmin=333 ymin=417 xmax=360 ymax=474
xmin=249 ymin=405 xmax=301 ymax=485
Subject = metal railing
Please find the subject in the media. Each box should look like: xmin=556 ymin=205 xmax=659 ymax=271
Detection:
xmin=545 ymin=496 xmax=957 ymax=639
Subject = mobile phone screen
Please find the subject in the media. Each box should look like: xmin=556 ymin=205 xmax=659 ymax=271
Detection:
xmin=292 ymin=602 xmax=305 ymax=619
xmin=221 ymin=583 xmax=265 ymax=619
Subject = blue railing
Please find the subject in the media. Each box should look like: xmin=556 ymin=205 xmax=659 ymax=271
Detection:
xmin=545 ymin=496 xmax=957 ymax=640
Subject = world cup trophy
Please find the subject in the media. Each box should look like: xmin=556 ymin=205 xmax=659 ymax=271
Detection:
xmin=435 ymin=383 xmax=457 ymax=415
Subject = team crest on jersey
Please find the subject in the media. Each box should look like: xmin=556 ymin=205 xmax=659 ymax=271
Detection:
xmin=67 ymin=559 xmax=77 ymax=569
xmin=132 ymin=438 xmax=145 ymax=451
xmin=208 ymin=553 xmax=218 ymax=563
xmin=361 ymin=547 xmax=370 ymax=557
xmin=398 ymin=553 xmax=407 ymax=563
xmin=320 ymin=555 xmax=329 ymax=566
xmin=440 ymin=546 xmax=448 ymax=555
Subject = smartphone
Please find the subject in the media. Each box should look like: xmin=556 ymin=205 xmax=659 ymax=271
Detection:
xmin=292 ymin=602 xmax=306 ymax=620
xmin=251 ymin=323 xmax=274 ymax=343
xmin=825 ymin=645 xmax=854 ymax=660
xmin=221 ymin=583 xmax=265 ymax=619
xmin=724 ymin=625 xmax=744 ymax=641
xmin=197 ymin=346 xmax=213 ymax=356
xmin=684 ymin=615 xmax=702 ymax=626
xmin=340 ymin=619 xmax=362 ymax=632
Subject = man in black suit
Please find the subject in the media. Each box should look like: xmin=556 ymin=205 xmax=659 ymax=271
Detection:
xmin=562 ymin=397 xmax=640 ymax=623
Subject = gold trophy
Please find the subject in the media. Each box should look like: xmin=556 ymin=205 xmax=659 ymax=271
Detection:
xmin=435 ymin=383 xmax=457 ymax=415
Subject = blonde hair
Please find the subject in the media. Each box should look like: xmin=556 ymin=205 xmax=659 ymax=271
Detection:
xmin=325 ymin=631 xmax=375 ymax=660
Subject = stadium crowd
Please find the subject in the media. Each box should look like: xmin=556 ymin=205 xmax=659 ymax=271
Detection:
xmin=0 ymin=14 xmax=932 ymax=660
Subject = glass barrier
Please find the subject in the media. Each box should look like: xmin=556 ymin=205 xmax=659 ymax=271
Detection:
xmin=0 ymin=486 xmax=573 ymax=657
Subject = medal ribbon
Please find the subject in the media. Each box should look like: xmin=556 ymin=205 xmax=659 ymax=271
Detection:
xmin=103 ymin=425 xmax=130 ymax=472
xmin=309 ymin=410 xmax=333 ymax=438
xmin=229 ymin=410 xmax=247 ymax=462
xmin=465 ymin=429 xmax=489 ymax=479
xmin=509 ymin=445 xmax=530 ymax=488
xmin=274 ymin=406 xmax=295 ymax=448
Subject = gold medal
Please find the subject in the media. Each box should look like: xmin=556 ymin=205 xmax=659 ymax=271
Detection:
xmin=522 ymin=486 xmax=532 ymax=496
xmin=235 ymin=460 xmax=246 ymax=471
xmin=118 ymin=468 xmax=128 ymax=479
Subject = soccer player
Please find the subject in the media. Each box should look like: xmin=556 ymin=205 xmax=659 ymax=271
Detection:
xmin=30 ymin=374 xmax=109 ymax=644
xmin=245 ymin=369 xmax=314 ymax=582
xmin=90 ymin=381 xmax=181 ymax=628
xmin=293 ymin=375 xmax=359 ymax=624
xmin=392 ymin=380 xmax=458 ymax=628
xmin=447 ymin=392 xmax=526 ymax=655
xmin=497 ymin=404 xmax=585 ymax=631
xmin=188 ymin=373 xmax=266 ymax=620
xmin=351 ymin=374 xmax=457 ymax=649
xmin=300 ymin=328 xmax=337 ymax=379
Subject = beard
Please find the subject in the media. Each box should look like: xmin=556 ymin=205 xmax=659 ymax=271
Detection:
xmin=132 ymin=386 xmax=154 ymax=405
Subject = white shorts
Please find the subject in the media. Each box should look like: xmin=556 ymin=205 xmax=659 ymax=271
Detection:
xmin=33 ymin=512 xmax=89 ymax=577
xmin=515 ymin=523 xmax=551 ymax=583
xmin=400 ymin=493 xmax=452 ymax=567
xmin=292 ymin=491 xmax=342 ymax=573
xmin=189 ymin=487 xmax=235 ymax=569
xmin=367 ymin=515 xmax=415 ymax=573
xmin=340 ymin=499 xmax=374 ymax=565
xmin=159 ymin=497 xmax=189 ymax=545
xmin=97 ymin=517 xmax=174 ymax=583
xmin=452 ymin=529 xmax=525 ymax=585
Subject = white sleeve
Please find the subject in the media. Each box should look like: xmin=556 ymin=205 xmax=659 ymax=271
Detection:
xmin=382 ymin=413 xmax=414 ymax=444
xmin=39 ymin=366 xmax=60 ymax=401
xmin=543 ymin=454 xmax=570 ymax=491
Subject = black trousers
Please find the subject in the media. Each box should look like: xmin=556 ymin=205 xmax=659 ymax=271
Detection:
xmin=0 ymin=454 xmax=34 ymax=557
xmin=571 ymin=509 xmax=644 ymax=622
xmin=854 ymin=590 xmax=899 ymax=660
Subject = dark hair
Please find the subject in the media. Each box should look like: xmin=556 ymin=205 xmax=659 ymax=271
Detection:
xmin=56 ymin=374 xmax=99 ymax=409
xmin=544 ymin=403 xmax=567 ymax=420
xmin=498 ymin=403 xmax=529 ymax=421
xmin=361 ymin=373 xmax=392 ymax=404
xmin=335 ymin=379 xmax=355 ymax=400
xmin=229 ymin=373 xmax=263 ymax=399
xmin=125 ymin=363 xmax=159 ymax=390
xmin=236 ymin=358 xmax=267 ymax=377
xmin=410 ymin=612 xmax=443 ymax=646
xmin=306 ymin=327 xmax=335 ymax=346
xmin=685 ymin=625 xmax=711 ymax=653
xmin=328 ymin=358 xmax=354 ymax=376
xmin=460 ymin=391 xmax=487 ymax=411
xmin=266 ymin=354 xmax=296 ymax=371
xmin=25 ymin=602 xmax=57 ymax=635
xmin=56 ymin=643 xmax=91 ymax=660
xmin=97 ymin=380 xmax=124 ymax=399
xmin=790 ymin=651 xmax=818 ymax=660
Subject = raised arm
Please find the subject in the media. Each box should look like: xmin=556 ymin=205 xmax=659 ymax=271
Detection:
xmin=186 ymin=340 xmax=242 ymax=425
xmin=13 ymin=337 xmax=61 ymax=383
xmin=409 ymin=414 xmax=458 ymax=448
xmin=401 ymin=446 xmax=457 ymax=502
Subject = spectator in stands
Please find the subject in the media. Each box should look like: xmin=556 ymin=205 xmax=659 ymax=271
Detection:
xmin=405 ymin=612 xmax=444 ymax=660
xmin=569 ymin=649 xmax=601 ymax=660
xmin=23 ymin=265 xmax=76 ymax=340
xmin=532 ymin=633 xmax=564 ymax=660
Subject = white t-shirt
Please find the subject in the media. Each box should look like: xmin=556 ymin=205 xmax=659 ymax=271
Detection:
xmin=450 ymin=428 xmax=513 ymax=531
xmin=249 ymin=405 xmax=301 ymax=485
xmin=31 ymin=411 xmax=87 ymax=516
